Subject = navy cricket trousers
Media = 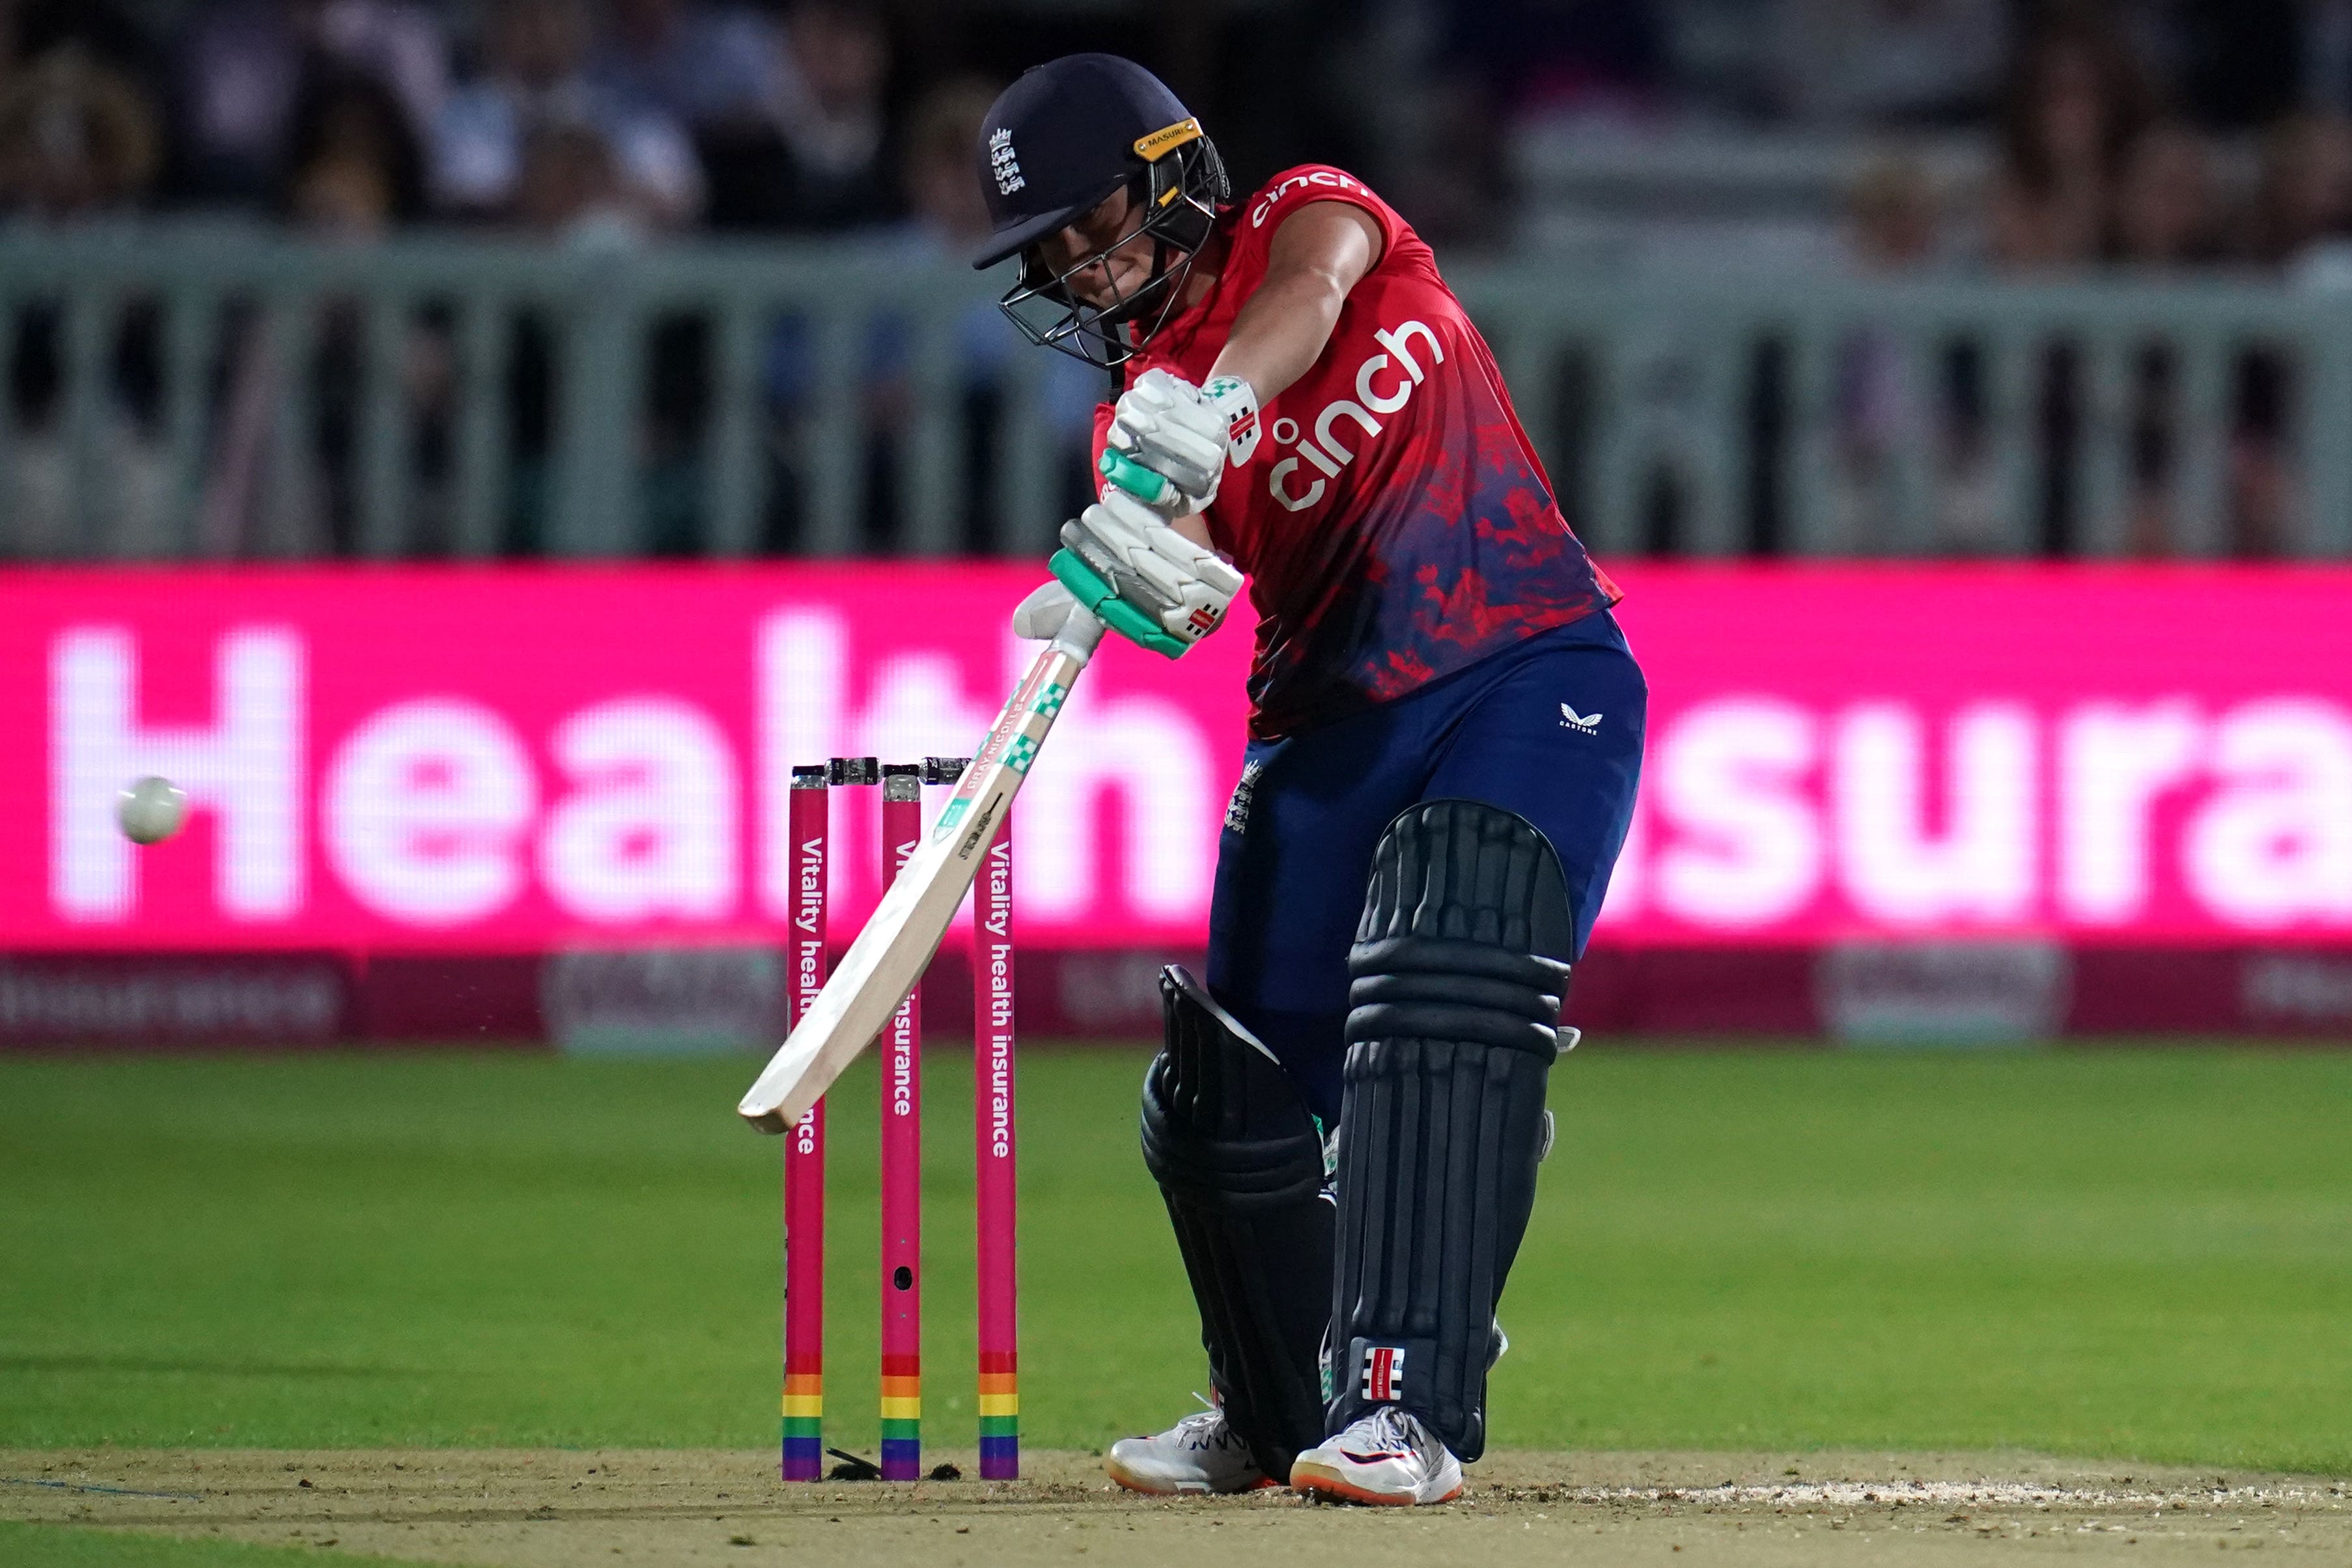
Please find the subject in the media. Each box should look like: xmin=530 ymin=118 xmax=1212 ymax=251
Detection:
xmin=1204 ymin=610 xmax=1646 ymax=1126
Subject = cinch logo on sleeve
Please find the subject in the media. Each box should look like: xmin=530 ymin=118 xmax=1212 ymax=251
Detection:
xmin=1250 ymin=169 xmax=1364 ymax=227
xmin=1360 ymin=1344 xmax=1407 ymax=1403
xmin=1266 ymin=320 xmax=1446 ymax=513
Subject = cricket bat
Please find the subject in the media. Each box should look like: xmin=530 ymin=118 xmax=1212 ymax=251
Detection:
xmin=738 ymin=604 xmax=1106 ymax=1133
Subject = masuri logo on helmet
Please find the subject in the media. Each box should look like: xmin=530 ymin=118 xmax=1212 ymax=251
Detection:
xmin=1132 ymin=118 xmax=1203 ymax=163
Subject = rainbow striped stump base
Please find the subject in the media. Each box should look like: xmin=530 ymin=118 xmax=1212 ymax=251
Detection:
xmin=880 ymin=1360 xmax=921 ymax=1480
xmin=977 ymin=1354 xmax=1018 ymax=1479
xmin=781 ymin=1371 xmax=823 ymax=1480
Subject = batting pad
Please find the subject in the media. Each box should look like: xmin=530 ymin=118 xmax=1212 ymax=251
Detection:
xmin=1328 ymin=800 xmax=1574 ymax=1461
xmin=1141 ymin=965 xmax=1335 ymax=1479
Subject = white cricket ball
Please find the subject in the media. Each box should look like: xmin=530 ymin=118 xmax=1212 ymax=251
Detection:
xmin=117 ymin=775 xmax=189 ymax=845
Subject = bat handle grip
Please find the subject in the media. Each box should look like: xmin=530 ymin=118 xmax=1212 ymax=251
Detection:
xmin=1050 ymin=602 xmax=1106 ymax=662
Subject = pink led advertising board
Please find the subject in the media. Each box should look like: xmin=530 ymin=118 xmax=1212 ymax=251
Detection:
xmin=3 ymin=564 xmax=2350 ymax=954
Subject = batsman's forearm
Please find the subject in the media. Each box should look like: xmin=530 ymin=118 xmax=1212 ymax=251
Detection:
xmin=1208 ymin=270 xmax=1349 ymax=404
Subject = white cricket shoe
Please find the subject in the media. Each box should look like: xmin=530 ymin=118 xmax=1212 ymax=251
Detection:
xmin=1104 ymin=1399 xmax=1278 ymax=1495
xmin=1289 ymin=1407 xmax=1463 ymax=1506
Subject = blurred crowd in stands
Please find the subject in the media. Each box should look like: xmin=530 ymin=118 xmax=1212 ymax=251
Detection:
xmin=5 ymin=0 xmax=2349 ymax=270
xmin=1847 ymin=2 xmax=2352 ymax=276
xmin=3 ymin=1 xmax=2350 ymax=562
xmin=0 ymin=0 xmax=941 ymax=241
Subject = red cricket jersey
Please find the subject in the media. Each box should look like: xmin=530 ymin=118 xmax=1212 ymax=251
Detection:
xmin=1097 ymin=164 xmax=1621 ymax=740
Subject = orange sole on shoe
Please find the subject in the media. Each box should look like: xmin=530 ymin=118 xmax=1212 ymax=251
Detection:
xmin=1288 ymin=1462 xmax=1461 ymax=1507
xmin=1104 ymin=1461 xmax=1278 ymax=1497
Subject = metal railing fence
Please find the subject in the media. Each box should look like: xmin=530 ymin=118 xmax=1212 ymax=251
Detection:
xmin=3 ymin=221 xmax=2347 ymax=561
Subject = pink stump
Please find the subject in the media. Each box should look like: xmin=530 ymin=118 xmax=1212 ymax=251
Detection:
xmin=878 ymin=765 xmax=924 ymax=1479
xmin=780 ymin=766 xmax=829 ymax=1480
xmin=973 ymin=809 xmax=1018 ymax=1477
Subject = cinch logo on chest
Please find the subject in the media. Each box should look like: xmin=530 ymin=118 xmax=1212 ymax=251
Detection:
xmin=1265 ymin=320 xmax=1444 ymax=514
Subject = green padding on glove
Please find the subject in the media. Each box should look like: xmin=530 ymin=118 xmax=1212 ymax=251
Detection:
xmin=1050 ymin=548 xmax=1188 ymax=659
xmin=1098 ymin=447 xmax=1173 ymax=507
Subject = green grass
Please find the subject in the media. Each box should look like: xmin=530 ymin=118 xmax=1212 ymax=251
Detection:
xmin=0 ymin=1520 xmax=410 ymax=1567
xmin=1 ymin=1047 xmax=2347 ymax=1472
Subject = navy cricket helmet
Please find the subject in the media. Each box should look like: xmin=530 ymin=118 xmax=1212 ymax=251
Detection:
xmin=972 ymin=54 xmax=1230 ymax=369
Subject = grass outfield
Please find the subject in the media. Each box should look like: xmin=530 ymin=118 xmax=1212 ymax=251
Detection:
xmin=0 ymin=1520 xmax=415 ymax=1567
xmin=1 ymin=1046 xmax=2347 ymax=1476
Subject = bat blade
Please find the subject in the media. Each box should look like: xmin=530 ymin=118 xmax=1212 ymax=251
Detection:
xmin=738 ymin=608 xmax=1102 ymax=1132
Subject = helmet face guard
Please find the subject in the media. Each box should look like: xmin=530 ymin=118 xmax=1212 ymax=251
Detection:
xmin=998 ymin=126 xmax=1228 ymax=371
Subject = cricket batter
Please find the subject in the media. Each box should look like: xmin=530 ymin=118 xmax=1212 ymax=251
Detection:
xmin=975 ymin=55 xmax=1645 ymax=1505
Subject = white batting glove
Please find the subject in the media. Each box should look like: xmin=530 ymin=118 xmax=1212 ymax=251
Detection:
xmin=1099 ymin=369 xmax=1260 ymax=516
xmin=1053 ymin=489 xmax=1244 ymax=657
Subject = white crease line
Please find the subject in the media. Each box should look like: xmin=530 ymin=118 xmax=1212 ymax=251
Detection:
xmin=1493 ymin=1481 xmax=2344 ymax=1509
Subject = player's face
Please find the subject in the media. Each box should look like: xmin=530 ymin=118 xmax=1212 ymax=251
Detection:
xmin=1035 ymin=185 xmax=1154 ymax=309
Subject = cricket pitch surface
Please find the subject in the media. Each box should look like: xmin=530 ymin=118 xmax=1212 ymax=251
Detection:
xmin=6 ymin=1448 xmax=2346 ymax=1565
